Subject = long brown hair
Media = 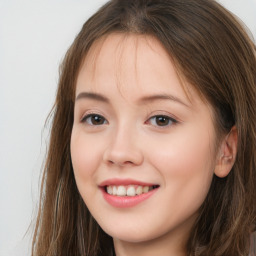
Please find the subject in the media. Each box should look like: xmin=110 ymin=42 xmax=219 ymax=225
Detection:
xmin=32 ymin=0 xmax=256 ymax=255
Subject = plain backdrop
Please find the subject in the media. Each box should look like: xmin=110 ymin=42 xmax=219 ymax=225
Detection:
xmin=0 ymin=0 xmax=255 ymax=255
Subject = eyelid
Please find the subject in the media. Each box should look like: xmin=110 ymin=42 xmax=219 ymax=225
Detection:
xmin=147 ymin=110 xmax=180 ymax=121
xmin=80 ymin=111 xmax=108 ymax=125
xmin=80 ymin=110 xmax=105 ymax=121
xmin=145 ymin=112 xmax=180 ymax=128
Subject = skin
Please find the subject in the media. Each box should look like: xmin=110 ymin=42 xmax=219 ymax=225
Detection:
xmin=70 ymin=33 xmax=236 ymax=256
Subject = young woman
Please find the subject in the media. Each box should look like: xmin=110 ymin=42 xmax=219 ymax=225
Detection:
xmin=32 ymin=0 xmax=256 ymax=255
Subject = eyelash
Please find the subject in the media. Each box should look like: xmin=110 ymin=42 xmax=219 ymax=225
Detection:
xmin=146 ymin=115 xmax=178 ymax=127
xmin=81 ymin=114 xmax=108 ymax=126
xmin=81 ymin=114 xmax=178 ymax=128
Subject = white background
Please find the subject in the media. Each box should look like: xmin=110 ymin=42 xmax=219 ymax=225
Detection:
xmin=0 ymin=0 xmax=255 ymax=255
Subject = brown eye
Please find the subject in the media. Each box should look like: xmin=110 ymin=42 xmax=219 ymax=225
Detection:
xmin=148 ymin=115 xmax=177 ymax=127
xmin=155 ymin=116 xmax=170 ymax=126
xmin=82 ymin=114 xmax=107 ymax=125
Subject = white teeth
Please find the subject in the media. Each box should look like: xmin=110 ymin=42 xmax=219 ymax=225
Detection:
xmin=106 ymin=186 xmax=113 ymax=195
xmin=127 ymin=186 xmax=136 ymax=196
xmin=113 ymin=186 xmax=117 ymax=195
xmin=117 ymin=186 xmax=126 ymax=196
xmin=105 ymin=185 xmax=157 ymax=196
xmin=136 ymin=186 xmax=143 ymax=195
xmin=143 ymin=186 xmax=149 ymax=193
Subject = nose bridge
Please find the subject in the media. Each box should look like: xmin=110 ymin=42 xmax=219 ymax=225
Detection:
xmin=104 ymin=121 xmax=143 ymax=166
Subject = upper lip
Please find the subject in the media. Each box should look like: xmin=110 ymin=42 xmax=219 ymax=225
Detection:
xmin=99 ymin=178 xmax=158 ymax=187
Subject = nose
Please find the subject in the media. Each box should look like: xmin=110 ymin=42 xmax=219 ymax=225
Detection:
xmin=103 ymin=125 xmax=144 ymax=167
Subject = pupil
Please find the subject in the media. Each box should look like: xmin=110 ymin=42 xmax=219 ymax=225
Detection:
xmin=156 ymin=116 xmax=169 ymax=126
xmin=92 ymin=115 xmax=104 ymax=125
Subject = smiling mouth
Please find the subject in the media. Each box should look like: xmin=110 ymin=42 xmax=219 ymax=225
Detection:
xmin=104 ymin=185 xmax=159 ymax=197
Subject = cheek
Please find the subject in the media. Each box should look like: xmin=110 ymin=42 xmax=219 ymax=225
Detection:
xmin=146 ymin=125 xmax=215 ymax=207
xmin=70 ymin=129 xmax=103 ymax=188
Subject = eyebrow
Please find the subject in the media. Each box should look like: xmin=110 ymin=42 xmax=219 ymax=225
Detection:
xmin=139 ymin=94 xmax=190 ymax=108
xmin=75 ymin=92 xmax=190 ymax=108
xmin=76 ymin=92 xmax=109 ymax=103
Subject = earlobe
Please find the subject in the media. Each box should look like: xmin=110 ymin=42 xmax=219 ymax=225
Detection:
xmin=214 ymin=126 xmax=238 ymax=178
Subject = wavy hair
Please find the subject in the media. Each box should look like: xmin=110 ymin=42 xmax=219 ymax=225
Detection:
xmin=32 ymin=0 xmax=256 ymax=255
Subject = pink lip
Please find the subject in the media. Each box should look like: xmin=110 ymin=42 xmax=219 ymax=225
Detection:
xmin=99 ymin=179 xmax=159 ymax=208
xmin=99 ymin=178 xmax=156 ymax=187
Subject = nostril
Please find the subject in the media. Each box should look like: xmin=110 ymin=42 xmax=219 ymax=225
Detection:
xmin=122 ymin=161 xmax=134 ymax=165
xmin=107 ymin=159 xmax=135 ymax=166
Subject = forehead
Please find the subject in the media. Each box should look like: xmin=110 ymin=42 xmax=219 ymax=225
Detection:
xmin=76 ymin=33 xmax=199 ymax=106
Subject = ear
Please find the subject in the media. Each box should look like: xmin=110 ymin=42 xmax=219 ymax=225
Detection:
xmin=214 ymin=126 xmax=238 ymax=178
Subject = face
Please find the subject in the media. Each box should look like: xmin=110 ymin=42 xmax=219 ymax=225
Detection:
xmin=71 ymin=34 xmax=217 ymax=250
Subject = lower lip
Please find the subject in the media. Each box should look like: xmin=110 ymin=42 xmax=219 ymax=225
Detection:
xmin=101 ymin=187 xmax=158 ymax=208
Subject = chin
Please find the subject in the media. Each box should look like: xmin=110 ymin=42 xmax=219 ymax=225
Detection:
xmin=100 ymin=222 xmax=164 ymax=243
